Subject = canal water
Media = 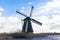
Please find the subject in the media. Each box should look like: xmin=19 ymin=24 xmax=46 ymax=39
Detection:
xmin=0 ymin=35 xmax=60 ymax=40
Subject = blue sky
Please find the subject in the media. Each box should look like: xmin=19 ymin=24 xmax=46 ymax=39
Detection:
xmin=0 ymin=0 xmax=60 ymax=33
xmin=0 ymin=0 xmax=51 ymax=17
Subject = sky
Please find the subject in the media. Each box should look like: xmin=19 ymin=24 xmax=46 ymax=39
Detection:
xmin=0 ymin=0 xmax=60 ymax=33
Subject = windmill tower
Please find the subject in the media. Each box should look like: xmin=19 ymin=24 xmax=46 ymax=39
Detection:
xmin=16 ymin=6 xmax=42 ymax=33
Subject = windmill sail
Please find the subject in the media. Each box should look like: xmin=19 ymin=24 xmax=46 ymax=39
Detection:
xmin=30 ymin=6 xmax=34 ymax=17
xmin=32 ymin=19 xmax=42 ymax=25
xmin=16 ymin=10 xmax=28 ymax=17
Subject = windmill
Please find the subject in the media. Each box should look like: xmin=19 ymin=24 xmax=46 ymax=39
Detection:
xmin=16 ymin=6 xmax=42 ymax=33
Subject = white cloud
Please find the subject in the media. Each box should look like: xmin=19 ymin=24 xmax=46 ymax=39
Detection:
xmin=0 ymin=7 xmax=4 ymax=16
xmin=0 ymin=7 xmax=4 ymax=12
xmin=21 ymin=6 xmax=26 ymax=10
xmin=31 ymin=0 xmax=60 ymax=33
xmin=0 ymin=6 xmax=26 ymax=33
xmin=33 ymin=0 xmax=60 ymax=16
xmin=0 ymin=16 xmax=22 ymax=33
xmin=51 ymin=15 xmax=60 ymax=24
xmin=0 ymin=7 xmax=22 ymax=33
xmin=7 ymin=17 xmax=19 ymax=23
xmin=28 ymin=2 xmax=32 ymax=5
xmin=20 ymin=6 xmax=28 ymax=13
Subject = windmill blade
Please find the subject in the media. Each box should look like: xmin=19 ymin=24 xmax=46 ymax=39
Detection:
xmin=31 ymin=19 xmax=42 ymax=25
xmin=30 ymin=6 xmax=34 ymax=17
xmin=16 ymin=10 xmax=28 ymax=17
